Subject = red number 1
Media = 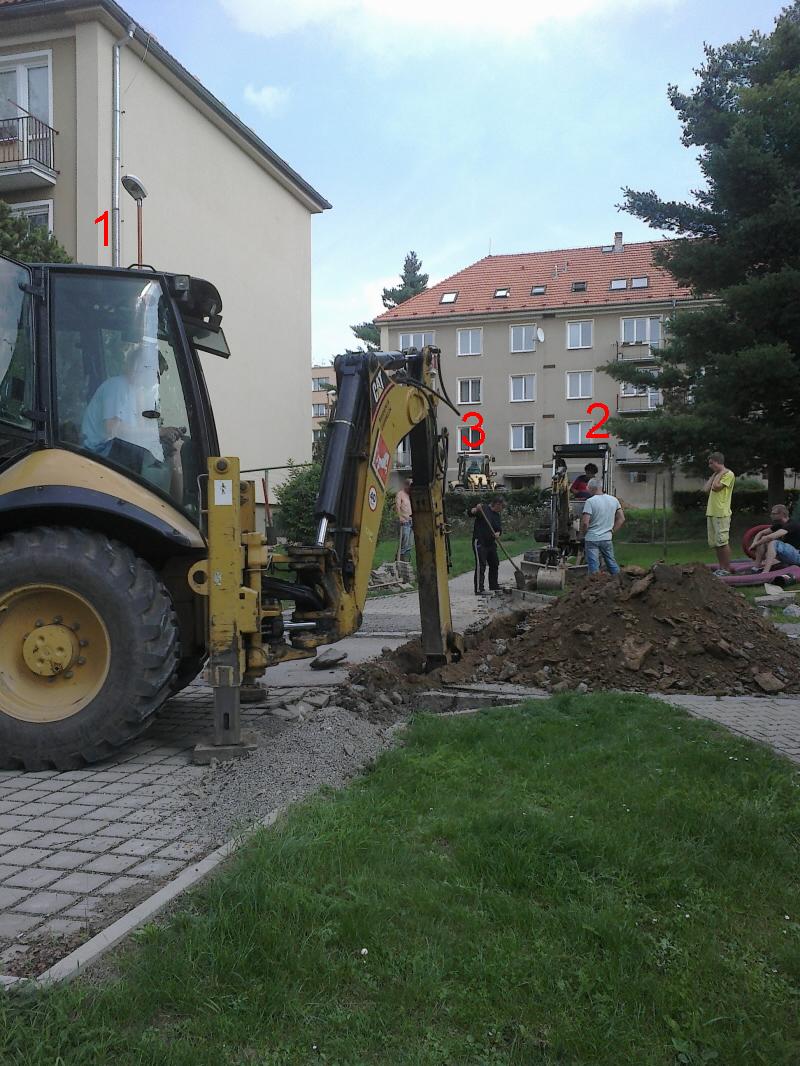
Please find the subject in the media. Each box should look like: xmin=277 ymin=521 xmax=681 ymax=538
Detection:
xmin=94 ymin=210 xmax=109 ymax=247
xmin=461 ymin=410 xmax=486 ymax=449
xmin=586 ymin=402 xmax=610 ymax=439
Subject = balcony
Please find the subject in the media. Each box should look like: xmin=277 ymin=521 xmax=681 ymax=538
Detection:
xmin=0 ymin=116 xmax=57 ymax=190
xmin=615 ymin=444 xmax=659 ymax=465
xmin=615 ymin=339 xmax=661 ymax=362
xmin=617 ymin=390 xmax=662 ymax=415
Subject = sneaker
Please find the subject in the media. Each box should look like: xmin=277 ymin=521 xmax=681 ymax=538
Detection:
xmin=713 ymin=569 xmax=731 ymax=577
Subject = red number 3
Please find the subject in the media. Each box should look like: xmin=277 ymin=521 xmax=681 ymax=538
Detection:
xmin=461 ymin=410 xmax=486 ymax=449
xmin=586 ymin=402 xmax=610 ymax=439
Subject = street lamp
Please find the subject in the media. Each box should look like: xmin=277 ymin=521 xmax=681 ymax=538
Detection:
xmin=121 ymin=173 xmax=148 ymax=267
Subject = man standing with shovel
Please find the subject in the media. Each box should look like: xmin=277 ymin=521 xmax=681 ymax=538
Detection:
xmin=469 ymin=498 xmax=505 ymax=595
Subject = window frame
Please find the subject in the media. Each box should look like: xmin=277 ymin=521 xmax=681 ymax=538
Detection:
xmin=620 ymin=315 xmax=662 ymax=346
xmin=509 ymin=323 xmax=537 ymax=354
xmin=530 ymin=284 xmax=547 ymax=296
xmin=509 ymin=422 xmax=536 ymax=452
xmin=440 ymin=291 xmax=458 ymax=304
xmin=566 ymin=370 xmax=593 ymax=400
xmin=456 ymin=327 xmax=482 ymax=357
xmin=631 ymin=276 xmax=649 ymax=289
xmin=458 ymin=426 xmax=484 ymax=454
xmin=456 ymin=376 xmax=482 ymax=405
xmin=565 ymin=420 xmax=592 ymax=445
xmin=494 ymin=287 xmax=510 ymax=299
xmin=571 ymin=280 xmax=587 ymax=293
xmin=566 ymin=319 xmax=593 ymax=350
xmin=610 ymin=278 xmax=627 ymax=291
xmin=9 ymin=198 xmax=53 ymax=233
xmin=509 ymin=373 xmax=536 ymax=403
xmin=312 ymin=403 xmax=328 ymax=418
xmin=398 ymin=330 xmax=435 ymax=351
xmin=0 ymin=49 xmax=53 ymax=127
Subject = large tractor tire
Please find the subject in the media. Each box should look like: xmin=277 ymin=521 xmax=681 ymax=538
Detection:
xmin=0 ymin=527 xmax=179 ymax=771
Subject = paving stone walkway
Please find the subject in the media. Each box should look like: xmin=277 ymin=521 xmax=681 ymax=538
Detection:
xmin=654 ymin=693 xmax=800 ymax=763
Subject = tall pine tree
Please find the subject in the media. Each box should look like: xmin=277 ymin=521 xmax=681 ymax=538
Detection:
xmin=605 ymin=3 xmax=800 ymax=503
xmin=350 ymin=250 xmax=428 ymax=351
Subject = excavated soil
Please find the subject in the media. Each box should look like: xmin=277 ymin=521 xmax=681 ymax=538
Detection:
xmin=350 ymin=565 xmax=800 ymax=699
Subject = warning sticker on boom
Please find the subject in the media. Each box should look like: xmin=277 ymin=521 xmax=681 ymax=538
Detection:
xmin=370 ymin=433 xmax=391 ymax=489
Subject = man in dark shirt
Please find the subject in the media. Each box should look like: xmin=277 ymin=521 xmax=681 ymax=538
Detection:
xmin=751 ymin=504 xmax=800 ymax=573
xmin=570 ymin=463 xmax=599 ymax=501
xmin=469 ymin=497 xmax=504 ymax=595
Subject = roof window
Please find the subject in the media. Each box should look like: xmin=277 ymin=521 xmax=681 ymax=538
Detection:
xmin=610 ymin=278 xmax=627 ymax=290
xmin=530 ymin=285 xmax=547 ymax=296
xmin=494 ymin=287 xmax=510 ymax=298
xmin=571 ymin=281 xmax=587 ymax=293
xmin=601 ymin=245 xmax=614 ymax=253
xmin=440 ymin=291 xmax=458 ymax=304
xmin=631 ymin=276 xmax=649 ymax=289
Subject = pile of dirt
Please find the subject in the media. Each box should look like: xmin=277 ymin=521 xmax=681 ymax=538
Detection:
xmin=351 ymin=564 xmax=800 ymax=699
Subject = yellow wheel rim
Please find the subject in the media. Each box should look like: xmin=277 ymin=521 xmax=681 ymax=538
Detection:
xmin=0 ymin=585 xmax=111 ymax=723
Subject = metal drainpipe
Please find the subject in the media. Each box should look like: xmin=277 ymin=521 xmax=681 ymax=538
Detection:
xmin=112 ymin=24 xmax=136 ymax=267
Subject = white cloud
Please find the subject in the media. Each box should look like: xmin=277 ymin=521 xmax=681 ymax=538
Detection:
xmin=243 ymin=83 xmax=290 ymax=114
xmin=221 ymin=0 xmax=679 ymax=43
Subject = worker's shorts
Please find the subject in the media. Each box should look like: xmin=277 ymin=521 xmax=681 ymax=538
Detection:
xmin=707 ymin=515 xmax=731 ymax=548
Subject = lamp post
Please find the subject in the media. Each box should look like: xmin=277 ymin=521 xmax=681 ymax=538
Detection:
xmin=121 ymin=173 xmax=148 ymax=267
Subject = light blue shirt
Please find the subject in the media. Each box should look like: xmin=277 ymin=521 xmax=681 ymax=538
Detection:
xmin=582 ymin=493 xmax=621 ymax=542
xmin=81 ymin=376 xmax=163 ymax=461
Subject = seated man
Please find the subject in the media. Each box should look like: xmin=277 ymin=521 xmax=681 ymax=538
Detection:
xmin=571 ymin=462 xmax=599 ymax=500
xmin=750 ymin=504 xmax=800 ymax=574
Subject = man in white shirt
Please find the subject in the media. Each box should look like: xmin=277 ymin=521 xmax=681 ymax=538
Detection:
xmin=395 ymin=478 xmax=413 ymax=560
xmin=580 ymin=478 xmax=625 ymax=575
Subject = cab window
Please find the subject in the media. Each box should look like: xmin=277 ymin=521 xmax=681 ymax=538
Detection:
xmin=0 ymin=256 xmax=35 ymax=462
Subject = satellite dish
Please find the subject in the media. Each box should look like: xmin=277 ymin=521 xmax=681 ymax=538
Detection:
xmin=536 ymin=327 xmax=545 ymax=343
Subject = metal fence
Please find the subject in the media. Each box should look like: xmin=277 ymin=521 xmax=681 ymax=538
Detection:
xmin=0 ymin=115 xmax=56 ymax=171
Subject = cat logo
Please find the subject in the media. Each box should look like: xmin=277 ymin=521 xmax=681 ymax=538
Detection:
xmin=370 ymin=367 xmax=392 ymax=421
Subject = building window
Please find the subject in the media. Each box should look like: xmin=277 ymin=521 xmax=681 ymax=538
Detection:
xmin=312 ymin=376 xmax=330 ymax=391
xmin=510 ymin=423 xmax=536 ymax=451
xmin=510 ymin=324 xmax=536 ymax=353
xmin=0 ymin=51 xmax=51 ymax=127
xmin=566 ymin=371 xmax=592 ymax=400
xmin=312 ymin=429 xmax=325 ymax=443
xmin=566 ymin=420 xmax=592 ymax=444
xmin=312 ymin=403 xmax=327 ymax=418
xmin=648 ymin=389 xmax=663 ymax=409
xmin=9 ymin=200 xmax=52 ymax=233
xmin=631 ymin=276 xmax=649 ymax=289
xmin=567 ymin=320 xmax=592 ymax=349
xmin=571 ymin=281 xmax=587 ymax=293
xmin=531 ymin=284 xmax=547 ymax=295
xmin=459 ymin=427 xmax=483 ymax=453
xmin=620 ymin=382 xmax=648 ymax=397
xmin=457 ymin=328 xmax=482 ymax=357
xmin=510 ymin=374 xmax=535 ymax=402
xmin=457 ymin=378 xmax=482 ymax=404
xmin=494 ymin=287 xmax=510 ymax=298
xmin=440 ymin=291 xmax=458 ymax=304
xmin=610 ymin=278 xmax=627 ymax=290
xmin=621 ymin=316 xmax=661 ymax=347
xmin=398 ymin=331 xmax=434 ymax=350
xmin=629 ymin=471 xmax=648 ymax=484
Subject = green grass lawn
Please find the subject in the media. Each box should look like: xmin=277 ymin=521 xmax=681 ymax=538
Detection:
xmin=372 ymin=530 xmax=531 ymax=578
xmin=4 ymin=695 xmax=799 ymax=1065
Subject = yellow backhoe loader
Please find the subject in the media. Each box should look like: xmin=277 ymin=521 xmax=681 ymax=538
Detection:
xmin=0 ymin=255 xmax=461 ymax=770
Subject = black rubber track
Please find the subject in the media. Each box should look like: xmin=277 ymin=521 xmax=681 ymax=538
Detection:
xmin=0 ymin=527 xmax=179 ymax=771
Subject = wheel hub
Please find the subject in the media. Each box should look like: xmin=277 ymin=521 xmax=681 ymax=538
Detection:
xmin=22 ymin=624 xmax=80 ymax=677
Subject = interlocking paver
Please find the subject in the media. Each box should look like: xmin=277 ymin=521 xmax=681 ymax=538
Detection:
xmin=84 ymin=806 xmax=132 ymax=821
xmin=157 ymin=841 xmax=207 ymax=862
xmin=95 ymin=824 xmax=132 ymax=838
xmin=21 ymin=816 xmax=74 ymax=833
xmin=14 ymin=891 xmax=77 ymax=915
xmin=3 ymin=847 xmax=53 ymax=866
xmin=0 ymin=865 xmax=18 ymax=881
xmin=0 ymin=912 xmax=42 ymax=938
xmin=40 ymin=851 xmax=98 ymax=871
xmin=46 ymin=804 xmax=104 ymax=819
xmin=0 ymin=801 xmax=21 ymax=814
xmin=97 ymin=876 xmax=148 ymax=895
xmin=112 ymin=838 xmax=162 ymax=858
xmin=49 ymin=872 xmax=110 ymax=894
xmin=10 ymin=801 xmax=60 ymax=818
xmin=3 ymin=790 xmax=46 ymax=803
xmin=0 ymin=830 xmax=42 ymax=847
xmin=3 ymin=868 xmax=62 ymax=890
xmin=0 ymin=815 xmax=26 ymax=830
xmin=38 ymin=917 xmax=85 ymax=937
xmin=0 ymin=886 xmax=31 ymax=907
xmin=61 ymin=895 xmax=105 ymax=918
xmin=34 ymin=833 xmax=82 ymax=849
xmin=127 ymin=858 xmax=184 ymax=879
xmin=59 ymin=818 xmax=109 ymax=834
xmin=83 ymin=854 xmax=138 ymax=875
xmin=139 ymin=825 xmax=185 ymax=842
xmin=74 ymin=836 xmax=117 ymax=854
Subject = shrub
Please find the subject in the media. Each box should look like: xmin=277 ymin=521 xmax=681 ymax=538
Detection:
xmin=273 ymin=463 xmax=322 ymax=543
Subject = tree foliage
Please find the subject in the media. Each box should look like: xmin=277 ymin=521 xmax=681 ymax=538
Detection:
xmin=0 ymin=199 xmax=71 ymax=263
xmin=349 ymin=250 xmax=428 ymax=352
xmin=605 ymin=3 xmax=800 ymax=500
xmin=274 ymin=463 xmax=322 ymax=543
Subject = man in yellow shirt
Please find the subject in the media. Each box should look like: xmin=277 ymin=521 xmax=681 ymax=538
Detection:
xmin=704 ymin=451 xmax=735 ymax=576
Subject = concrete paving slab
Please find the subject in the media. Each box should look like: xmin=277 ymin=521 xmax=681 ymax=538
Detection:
xmin=3 ymin=869 xmax=62 ymax=890
xmin=49 ymin=872 xmax=111 ymax=895
xmin=15 ymin=891 xmax=76 ymax=915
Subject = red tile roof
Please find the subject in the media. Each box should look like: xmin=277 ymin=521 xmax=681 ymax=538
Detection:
xmin=376 ymin=239 xmax=693 ymax=323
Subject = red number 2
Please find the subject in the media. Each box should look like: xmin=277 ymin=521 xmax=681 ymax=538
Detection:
xmin=94 ymin=210 xmax=109 ymax=247
xmin=586 ymin=402 xmax=610 ymax=439
xmin=461 ymin=410 xmax=486 ymax=449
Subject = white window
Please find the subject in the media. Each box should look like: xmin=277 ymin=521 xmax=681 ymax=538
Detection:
xmin=610 ymin=278 xmax=627 ymax=290
xmin=312 ymin=429 xmax=325 ymax=442
xmin=631 ymin=276 xmax=649 ymax=289
xmin=0 ymin=51 xmax=51 ymax=125
xmin=398 ymin=331 xmax=434 ymax=350
xmin=567 ymin=320 xmax=593 ymax=349
xmin=648 ymin=389 xmax=663 ymax=409
xmin=457 ymin=328 xmax=482 ymax=357
xmin=621 ymin=316 xmax=662 ymax=347
xmin=531 ymin=284 xmax=547 ymax=295
xmin=457 ymin=378 xmax=482 ymax=404
xmin=566 ymin=371 xmax=592 ymax=399
xmin=458 ymin=427 xmax=483 ymax=453
xmin=312 ymin=403 xmax=327 ymax=418
xmin=509 ymin=374 xmax=535 ymax=402
xmin=510 ymin=324 xmax=536 ymax=353
xmin=571 ymin=281 xmax=587 ymax=293
xmin=566 ymin=421 xmax=592 ymax=444
xmin=494 ymin=287 xmax=510 ymax=298
xmin=620 ymin=382 xmax=648 ymax=397
xmin=440 ymin=291 xmax=458 ymax=304
xmin=510 ymin=423 xmax=536 ymax=451
xmin=312 ymin=376 xmax=330 ymax=391
xmin=9 ymin=199 xmax=52 ymax=233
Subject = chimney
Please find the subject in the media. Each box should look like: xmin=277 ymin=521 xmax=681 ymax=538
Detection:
xmin=614 ymin=231 xmax=623 ymax=253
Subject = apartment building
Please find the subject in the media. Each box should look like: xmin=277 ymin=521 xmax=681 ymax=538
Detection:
xmin=311 ymin=364 xmax=335 ymax=450
xmin=0 ymin=0 xmax=330 ymax=476
xmin=377 ymin=234 xmax=707 ymax=505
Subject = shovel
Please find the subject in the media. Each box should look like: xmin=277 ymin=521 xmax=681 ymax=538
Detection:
xmin=476 ymin=505 xmax=527 ymax=590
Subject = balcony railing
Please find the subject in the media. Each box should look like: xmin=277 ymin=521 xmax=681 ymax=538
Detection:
xmin=615 ymin=445 xmax=658 ymax=464
xmin=616 ymin=338 xmax=662 ymax=361
xmin=617 ymin=390 xmax=662 ymax=414
xmin=0 ymin=115 xmax=57 ymax=186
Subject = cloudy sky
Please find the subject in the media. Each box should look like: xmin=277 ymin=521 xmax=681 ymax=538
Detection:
xmin=123 ymin=0 xmax=780 ymax=364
